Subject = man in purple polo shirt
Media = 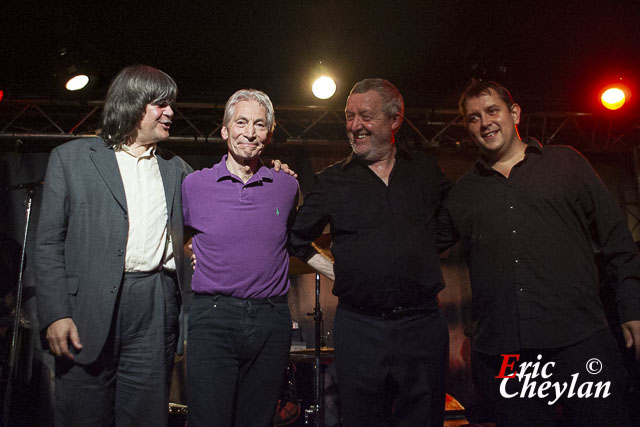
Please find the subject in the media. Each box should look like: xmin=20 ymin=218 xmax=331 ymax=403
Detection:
xmin=182 ymin=89 xmax=299 ymax=427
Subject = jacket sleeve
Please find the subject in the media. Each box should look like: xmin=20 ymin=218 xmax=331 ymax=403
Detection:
xmin=35 ymin=148 xmax=73 ymax=331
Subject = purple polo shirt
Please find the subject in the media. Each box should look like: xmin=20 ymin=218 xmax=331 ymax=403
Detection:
xmin=182 ymin=155 xmax=298 ymax=298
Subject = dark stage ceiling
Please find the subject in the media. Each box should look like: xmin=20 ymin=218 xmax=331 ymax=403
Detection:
xmin=2 ymin=1 xmax=640 ymax=114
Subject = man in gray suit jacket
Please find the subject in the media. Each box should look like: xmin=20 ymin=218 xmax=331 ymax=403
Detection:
xmin=36 ymin=65 xmax=193 ymax=426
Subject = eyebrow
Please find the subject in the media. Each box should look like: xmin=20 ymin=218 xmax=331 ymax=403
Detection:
xmin=345 ymin=108 xmax=373 ymax=115
xmin=236 ymin=115 xmax=266 ymax=123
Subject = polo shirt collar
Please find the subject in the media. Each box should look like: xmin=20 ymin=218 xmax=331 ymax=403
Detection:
xmin=215 ymin=154 xmax=273 ymax=182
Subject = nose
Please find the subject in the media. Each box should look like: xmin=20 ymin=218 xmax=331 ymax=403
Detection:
xmin=242 ymin=122 xmax=257 ymax=139
xmin=480 ymin=113 xmax=492 ymax=128
xmin=348 ymin=115 xmax=362 ymax=132
xmin=163 ymin=105 xmax=174 ymax=119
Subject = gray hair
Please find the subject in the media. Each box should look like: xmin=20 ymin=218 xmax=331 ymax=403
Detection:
xmin=100 ymin=65 xmax=177 ymax=149
xmin=222 ymin=89 xmax=275 ymax=133
xmin=348 ymin=78 xmax=404 ymax=125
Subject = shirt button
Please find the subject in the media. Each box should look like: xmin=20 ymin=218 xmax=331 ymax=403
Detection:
xmin=111 ymin=286 xmax=118 ymax=293
xmin=514 ymin=259 xmax=519 ymax=263
xmin=510 ymin=206 xmax=514 ymax=209
xmin=519 ymin=287 xmax=524 ymax=292
xmin=117 ymin=249 xmax=124 ymax=256
xmin=512 ymin=230 xmax=517 ymax=234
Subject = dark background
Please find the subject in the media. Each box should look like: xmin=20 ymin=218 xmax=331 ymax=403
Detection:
xmin=2 ymin=0 xmax=639 ymax=113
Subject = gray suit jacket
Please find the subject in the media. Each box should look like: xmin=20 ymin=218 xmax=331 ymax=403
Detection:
xmin=35 ymin=137 xmax=193 ymax=365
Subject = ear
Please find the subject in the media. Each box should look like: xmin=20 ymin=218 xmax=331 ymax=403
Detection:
xmin=221 ymin=125 xmax=228 ymax=141
xmin=510 ymin=103 xmax=521 ymax=126
xmin=391 ymin=113 xmax=402 ymax=132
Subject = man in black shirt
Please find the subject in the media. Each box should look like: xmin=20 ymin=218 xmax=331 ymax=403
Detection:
xmin=289 ymin=78 xmax=452 ymax=426
xmin=438 ymin=80 xmax=640 ymax=426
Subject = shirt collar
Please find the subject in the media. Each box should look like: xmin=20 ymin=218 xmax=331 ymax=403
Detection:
xmin=118 ymin=144 xmax=157 ymax=159
xmin=214 ymin=154 xmax=273 ymax=182
xmin=475 ymin=137 xmax=543 ymax=173
xmin=341 ymin=144 xmax=414 ymax=170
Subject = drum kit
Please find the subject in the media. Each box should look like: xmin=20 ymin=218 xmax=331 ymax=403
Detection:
xmin=273 ymin=271 xmax=335 ymax=426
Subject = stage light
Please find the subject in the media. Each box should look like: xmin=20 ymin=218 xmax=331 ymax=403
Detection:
xmin=601 ymin=87 xmax=626 ymax=110
xmin=312 ymin=76 xmax=336 ymax=100
xmin=599 ymin=81 xmax=631 ymax=111
xmin=65 ymin=74 xmax=90 ymax=91
xmin=57 ymin=47 xmax=93 ymax=92
xmin=0 ymin=90 xmax=3 ymax=103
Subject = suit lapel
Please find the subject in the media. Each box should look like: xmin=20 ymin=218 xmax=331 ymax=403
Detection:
xmin=89 ymin=141 xmax=128 ymax=212
xmin=157 ymin=150 xmax=176 ymax=221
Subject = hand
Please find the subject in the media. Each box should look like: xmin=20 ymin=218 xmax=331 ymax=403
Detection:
xmin=622 ymin=320 xmax=640 ymax=360
xmin=46 ymin=317 xmax=82 ymax=360
xmin=272 ymin=159 xmax=298 ymax=178
xmin=189 ymin=243 xmax=197 ymax=269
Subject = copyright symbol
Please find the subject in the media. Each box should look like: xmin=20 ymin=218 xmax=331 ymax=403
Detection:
xmin=585 ymin=358 xmax=602 ymax=374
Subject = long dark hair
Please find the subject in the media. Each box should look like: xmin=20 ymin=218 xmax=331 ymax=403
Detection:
xmin=100 ymin=65 xmax=177 ymax=149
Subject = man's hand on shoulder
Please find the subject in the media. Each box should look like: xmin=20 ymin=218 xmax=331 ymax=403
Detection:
xmin=271 ymin=159 xmax=298 ymax=178
xmin=622 ymin=319 xmax=640 ymax=360
xmin=46 ymin=317 xmax=83 ymax=360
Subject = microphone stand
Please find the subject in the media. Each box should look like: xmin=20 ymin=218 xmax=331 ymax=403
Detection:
xmin=3 ymin=181 xmax=42 ymax=426
xmin=305 ymin=273 xmax=324 ymax=426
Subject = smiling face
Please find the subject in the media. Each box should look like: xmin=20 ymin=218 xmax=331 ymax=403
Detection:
xmin=134 ymin=102 xmax=173 ymax=146
xmin=345 ymin=90 xmax=400 ymax=162
xmin=463 ymin=89 xmax=521 ymax=161
xmin=221 ymin=100 xmax=270 ymax=164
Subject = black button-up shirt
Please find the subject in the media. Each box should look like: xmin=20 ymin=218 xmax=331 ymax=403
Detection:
xmin=439 ymin=138 xmax=640 ymax=354
xmin=289 ymin=148 xmax=452 ymax=310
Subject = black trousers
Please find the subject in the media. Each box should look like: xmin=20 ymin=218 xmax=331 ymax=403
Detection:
xmin=333 ymin=305 xmax=449 ymax=427
xmin=472 ymin=328 xmax=631 ymax=427
xmin=54 ymin=270 xmax=180 ymax=427
xmin=186 ymin=293 xmax=292 ymax=427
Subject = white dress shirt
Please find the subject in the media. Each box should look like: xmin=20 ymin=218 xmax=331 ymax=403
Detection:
xmin=115 ymin=145 xmax=175 ymax=272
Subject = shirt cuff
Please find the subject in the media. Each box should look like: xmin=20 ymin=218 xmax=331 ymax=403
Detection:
xmin=618 ymin=298 xmax=640 ymax=323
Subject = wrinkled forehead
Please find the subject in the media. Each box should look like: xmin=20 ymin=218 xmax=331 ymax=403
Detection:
xmin=345 ymin=90 xmax=383 ymax=114
xmin=233 ymin=100 xmax=267 ymax=119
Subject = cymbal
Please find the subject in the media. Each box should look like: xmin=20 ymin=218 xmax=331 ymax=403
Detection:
xmin=289 ymin=347 xmax=334 ymax=355
xmin=289 ymin=347 xmax=335 ymax=364
xmin=289 ymin=256 xmax=317 ymax=275
xmin=311 ymin=235 xmax=333 ymax=262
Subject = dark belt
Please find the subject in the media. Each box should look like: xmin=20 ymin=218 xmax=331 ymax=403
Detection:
xmin=339 ymin=299 xmax=438 ymax=320
xmin=123 ymin=268 xmax=176 ymax=279
xmin=194 ymin=293 xmax=288 ymax=305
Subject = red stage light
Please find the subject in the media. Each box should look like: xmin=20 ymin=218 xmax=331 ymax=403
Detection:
xmin=601 ymin=88 xmax=625 ymax=110
xmin=600 ymin=82 xmax=631 ymax=111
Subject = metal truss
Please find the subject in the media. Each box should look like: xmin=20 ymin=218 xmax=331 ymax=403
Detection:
xmin=2 ymin=98 xmax=640 ymax=235
xmin=0 ymin=99 xmax=639 ymax=153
